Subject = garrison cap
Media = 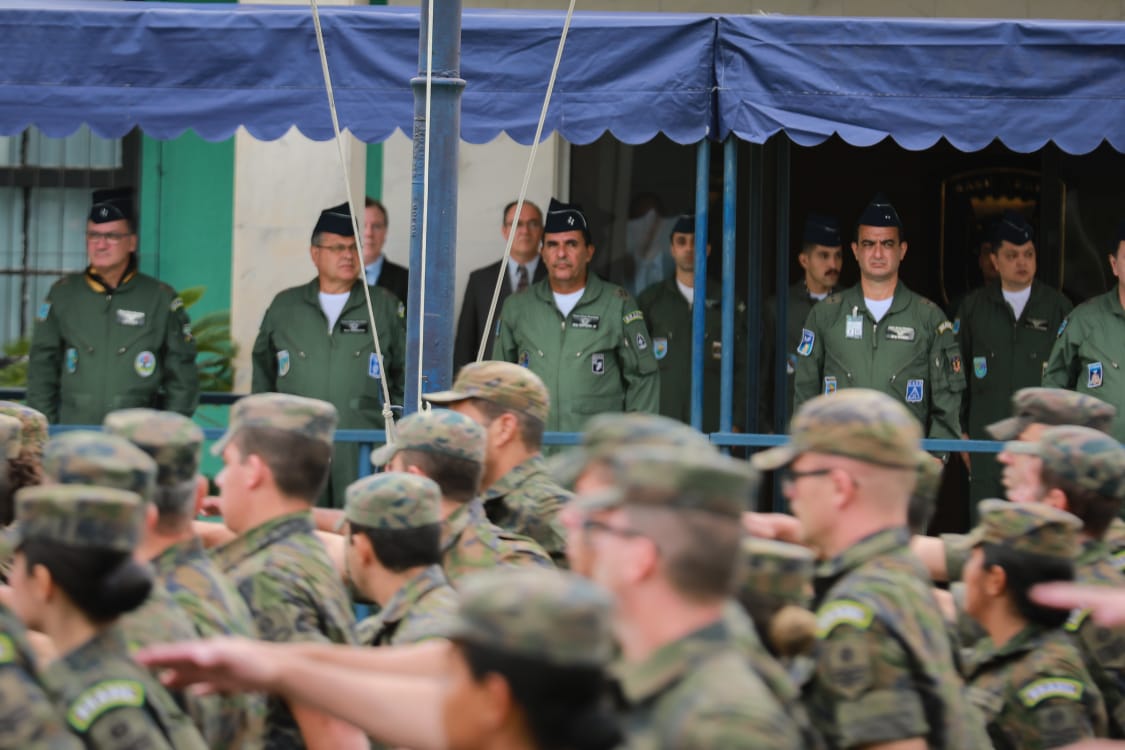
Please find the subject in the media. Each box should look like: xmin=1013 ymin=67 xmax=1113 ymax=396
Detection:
xmin=549 ymin=412 xmax=713 ymax=487
xmin=1004 ymin=425 xmax=1125 ymax=502
xmin=543 ymin=197 xmax=589 ymax=235
xmin=739 ymin=537 xmax=815 ymax=609
xmin=0 ymin=402 xmax=48 ymax=458
xmin=993 ymin=209 xmax=1033 ymax=247
xmin=424 ymin=360 xmax=549 ymax=423
xmin=43 ymin=431 xmax=157 ymax=503
xmin=753 ymin=389 xmax=921 ymax=471
xmin=670 ymin=214 xmax=695 ymax=237
xmin=89 ymin=187 xmax=135 ymax=227
xmin=803 ymin=213 xmax=842 ymax=248
xmin=576 ymin=445 xmax=758 ymax=518
xmin=13 ymin=484 xmax=144 ymax=553
xmin=986 ymin=387 xmax=1116 ymax=441
xmin=212 ymin=393 xmax=338 ymax=456
xmin=856 ymin=192 xmax=902 ymax=229
xmin=443 ymin=568 xmax=614 ymax=668
xmin=312 ymin=202 xmax=355 ymax=238
xmin=966 ymin=498 xmax=1081 ymax=560
xmin=369 ymin=408 xmax=484 ymax=467
xmin=103 ymin=409 xmax=203 ymax=487
xmin=342 ymin=472 xmax=441 ymax=531
xmin=0 ymin=416 xmax=20 ymax=462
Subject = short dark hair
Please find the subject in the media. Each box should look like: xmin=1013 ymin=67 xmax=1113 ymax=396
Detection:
xmin=980 ymin=543 xmax=1073 ymax=629
xmin=396 ymin=449 xmax=482 ymax=504
xmin=233 ymin=426 xmax=332 ymax=502
xmin=460 ymin=641 xmax=622 ymax=750
xmin=152 ymin=481 xmax=197 ymax=533
xmin=365 ymin=197 xmax=388 ymax=229
xmin=22 ymin=541 xmax=152 ymax=624
xmin=1041 ymin=467 xmax=1121 ymax=539
xmin=466 ymin=397 xmax=545 ymax=451
xmin=349 ymin=522 xmax=442 ymax=572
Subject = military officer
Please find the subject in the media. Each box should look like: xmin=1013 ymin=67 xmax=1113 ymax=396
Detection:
xmin=495 ymin=198 xmax=659 ymax=433
xmin=637 ymin=214 xmax=747 ymax=432
xmin=955 ymin=211 xmax=1072 ymax=504
xmin=1044 ymin=220 xmax=1125 ymax=442
xmin=27 ymin=188 xmax=199 ymax=425
xmin=762 ymin=214 xmax=843 ymax=429
xmin=793 ymin=195 xmax=964 ymax=448
xmin=251 ymin=201 xmax=406 ymax=508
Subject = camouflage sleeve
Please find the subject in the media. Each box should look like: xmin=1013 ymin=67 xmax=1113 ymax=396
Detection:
xmin=1000 ymin=678 xmax=1100 ymax=749
xmin=0 ymin=666 xmax=83 ymax=749
xmin=160 ymin=291 xmax=200 ymax=417
xmin=927 ymin=317 xmax=964 ymax=442
xmin=26 ymin=288 xmax=63 ymax=422
xmin=664 ymin=707 xmax=803 ymax=750
xmin=942 ymin=533 xmax=969 ymax=580
xmin=78 ymin=703 xmax=176 ymax=750
xmin=618 ymin=300 xmax=660 ymax=414
xmin=792 ymin=304 xmax=825 ymax=412
xmin=250 ymin=303 xmax=278 ymax=394
xmin=242 ymin=572 xmax=332 ymax=646
xmin=1042 ymin=315 xmax=1079 ymax=389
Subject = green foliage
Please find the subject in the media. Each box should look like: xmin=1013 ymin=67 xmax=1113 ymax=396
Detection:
xmin=0 ymin=337 xmax=28 ymax=386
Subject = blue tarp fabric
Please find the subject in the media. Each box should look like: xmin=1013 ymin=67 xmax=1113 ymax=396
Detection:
xmin=4 ymin=2 xmax=1125 ymax=154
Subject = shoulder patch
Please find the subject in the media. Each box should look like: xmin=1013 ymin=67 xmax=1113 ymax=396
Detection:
xmin=623 ymin=310 xmax=644 ymax=325
xmin=816 ymin=599 xmax=875 ymax=637
xmin=67 ymin=679 xmax=146 ymax=731
xmin=1057 ymin=318 xmax=1068 ymax=337
xmin=1017 ymin=677 xmax=1084 ymax=707
xmin=1064 ymin=608 xmax=1090 ymax=633
xmin=169 ymin=297 xmax=184 ymax=313
xmin=937 ymin=320 xmax=953 ymax=335
xmin=36 ymin=302 xmax=51 ymax=321
xmin=0 ymin=633 xmax=15 ymax=664
xmin=919 ymin=296 xmax=937 ymax=308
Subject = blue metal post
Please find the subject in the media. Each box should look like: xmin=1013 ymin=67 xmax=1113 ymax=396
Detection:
xmin=690 ymin=140 xmax=710 ymax=430
xmin=719 ymin=138 xmax=737 ymax=436
xmin=745 ymin=143 xmax=763 ymax=434
xmin=404 ymin=2 xmax=464 ymax=415
xmin=771 ymin=138 xmax=791 ymax=435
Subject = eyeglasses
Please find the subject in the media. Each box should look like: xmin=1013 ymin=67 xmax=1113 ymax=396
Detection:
xmin=85 ymin=231 xmax=131 ymax=244
xmin=504 ymin=220 xmax=543 ymax=230
xmin=778 ymin=466 xmax=833 ymax=491
xmin=315 ymin=244 xmax=359 ymax=254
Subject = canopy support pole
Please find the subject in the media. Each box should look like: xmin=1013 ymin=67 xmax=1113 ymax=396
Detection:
xmin=745 ymin=142 xmax=764 ymax=437
xmin=690 ymin=139 xmax=711 ymax=430
xmin=719 ymin=137 xmax=737 ymax=443
xmin=772 ymin=137 xmax=792 ymax=512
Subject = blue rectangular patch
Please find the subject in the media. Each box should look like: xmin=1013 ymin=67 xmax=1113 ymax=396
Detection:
xmin=797 ymin=328 xmax=815 ymax=357
xmin=906 ymin=379 xmax=924 ymax=403
xmin=823 ymin=376 xmax=837 ymax=395
xmin=368 ymin=353 xmax=381 ymax=379
xmin=1088 ymin=361 xmax=1103 ymax=389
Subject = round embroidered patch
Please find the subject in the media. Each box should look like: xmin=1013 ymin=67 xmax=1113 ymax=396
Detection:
xmin=134 ymin=351 xmax=156 ymax=378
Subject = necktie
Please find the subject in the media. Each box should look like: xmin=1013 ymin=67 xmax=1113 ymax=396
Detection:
xmin=516 ymin=264 xmax=529 ymax=293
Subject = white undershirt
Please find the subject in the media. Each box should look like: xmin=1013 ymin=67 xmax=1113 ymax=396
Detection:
xmin=553 ymin=288 xmax=585 ymax=318
xmin=319 ymin=291 xmax=350 ymax=333
xmin=1002 ymin=286 xmax=1032 ymax=320
xmin=677 ymin=279 xmax=695 ymax=307
xmin=865 ymin=296 xmax=893 ymax=323
xmin=809 ymin=291 xmax=828 ymax=301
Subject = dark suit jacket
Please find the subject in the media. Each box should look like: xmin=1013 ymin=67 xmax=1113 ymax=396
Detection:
xmin=375 ymin=258 xmax=410 ymax=308
xmin=454 ymin=259 xmax=547 ymax=371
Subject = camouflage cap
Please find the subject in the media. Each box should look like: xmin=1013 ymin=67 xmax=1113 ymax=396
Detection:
xmin=369 ymin=409 xmax=485 ymax=467
xmin=424 ymin=360 xmax=549 ymax=423
xmin=0 ymin=415 xmax=20 ymax=461
xmin=966 ymin=498 xmax=1082 ymax=560
xmin=103 ymin=409 xmax=203 ymax=487
xmin=1003 ymin=424 xmax=1125 ymax=501
xmin=0 ymin=401 xmax=48 ymax=457
xmin=43 ymin=431 xmax=157 ymax=503
xmin=986 ymin=387 xmax=1116 ymax=441
xmin=738 ymin=537 xmax=815 ymax=609
xmin=443 ymin=568 xmax=614 ymax=667
xmin=549 ymin=412 xmax=714 ymax=487
xmin=13 ymin=484 xmax=144 ymax=553
xmin=342 ymin=472 xmax=442 ymax=531
xmin=752 ymin=389 xmax=921 ymax=471
xmin=212 ymin=393 xmax=338 ymax=456
xmin=575 ymin=444 xmax=758 ymax=518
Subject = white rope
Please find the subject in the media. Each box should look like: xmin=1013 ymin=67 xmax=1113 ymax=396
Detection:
xmin=309 ymin=0 xmax=396 ymax=441
xmin=416 ymin=0 xmax=435 ymax=409
xmin=477 ymin=0 xmax=578 ymax=363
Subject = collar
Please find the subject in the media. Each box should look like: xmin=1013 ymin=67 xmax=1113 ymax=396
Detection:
xmin=795 ymin=279 xmax=834 ymax=300
xmin=302 ymin=277 xmax=366 ymax=307
xmin=613 ymin=619 xmax=730 ymax=704
xmin=1106 ymin=288 xmax=1125 ymax=319
xmin=365 ymin=254 xmax=386 ymax=284
xmin=214 ymin=511 xmax=315 ymax=570
xmin=815 ymin=526 xmax=911 ymax=587
xmin=482 ymin=455 xmax=547 ymax=501
xmin=1077 ymin=538 xmax=1111 ymax=567
xmin=534 ymin=270 xmax=608 ymax=306
xmin=965 ymin=623 xmax=1051 ymax=675
xmin=377 ymin=565 xmax=450 ymax=626
xmin=42 ymin=625 xmax=129 ymax=688
xmin=508 ymin=256 xmax=540 ymax=283
xmin=150 ymin=537 xmax=207 ymax=576
xmin=84 ymin=257 xmax=138 ymax=294
xmin=440 ymin=499 xmax=487 ymax=554
xmin=842 ymin=281 xmax=914 ymax=316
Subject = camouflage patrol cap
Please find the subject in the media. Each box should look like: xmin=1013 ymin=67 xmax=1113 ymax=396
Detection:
xmin=212 ymin=393 xmax=338 ymax=456
xmin=43 ymin=431 xmax=157 ymax=503
xmin=444 ymin=568 xmax=614 ymax=668
xmin=13 ymin=484 xmax=144 ymax=553
xmin=342 ymin=472 xmax=441 ymax=531
xmin=966 ymin=498 xmax=1082 ymax=560
xmin=549 ymin=412 xmax=713 ymax=487
xmin=752 ymin=389 xmax=921 ymax=471
xmin=103 ymin=409 xmax=203 ymax=487
xmin=0 ymin=415 xmax=20 ymax=461
xmin=0 ymin=401 xmax=48 ymax=457
xmin=424 ymin=361 xmax=549 ymax=423
xmin=576 ymin=445 xmax=758 ymax=518
xmin=369 ymin=409 xmax=485 ymax=467
xmin=1003 ymin=425 xmax=1125 ymax=501
xmin=739 ymin=537 xmax=815 ymax=609
xmin=986 ymin=387 xmax=1116 ymax=441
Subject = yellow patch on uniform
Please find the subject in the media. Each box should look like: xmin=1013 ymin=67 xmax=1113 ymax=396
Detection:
xmin=622 ymin=310 xmax=644 ymax=325
xmin=67 ymin=679 xmax=146 ymax=732
xmin=1018 ymin=677 xmax=1083 ymax=707
xmin=0 ymin=634 xmax=15 ymax=664
xmin=1064 ymin=608 xmax=1090 ymax=633
xmin=815 ymin=599 xmax=874 ymax=638
xmin=936 ymin=321 xmax=953 ymax=335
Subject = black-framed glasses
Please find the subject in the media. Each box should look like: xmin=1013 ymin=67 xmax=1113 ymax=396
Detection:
xmin=778 ymin=466 xmax=833 ymax=491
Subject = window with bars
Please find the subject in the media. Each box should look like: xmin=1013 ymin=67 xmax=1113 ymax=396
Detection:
xmin=0 ymin=127 xmax=139 ymax=347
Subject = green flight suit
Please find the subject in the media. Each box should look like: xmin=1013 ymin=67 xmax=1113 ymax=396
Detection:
xmin=28 ymin=267 xmax=199 ymax=425
xmin=793 ymin=282 xmax=964 ymax=442
xmin=495 ymin=273 xmax=660 ymax=433
xmin=1043 ymin=288 xmax=1125 ymax=442
xmin=956 ymin=281 xmax=1072 ymax=504
xmin=761 ymin=281 xmax=832 ymax=430
xmin=637 ymin=277 xmax=747 ymax=433
xmin=251 ymin=278 xmax=405 ymax=508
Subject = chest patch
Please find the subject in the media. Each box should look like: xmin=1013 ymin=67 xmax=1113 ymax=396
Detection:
xmin=339 ymin=319 xmax=369 ymax=334
xmin=973 ymin=356 xmax=987 ymax=379
xmin=65 ymin=347 xmax=78 ymax=374
xmin=37 ymin=302 xmax=50 ymax=321
xmin=518 ymin=351 xmax=530 ymax=368
xmin=1026 ymin=317 xmax=1049 ymax=331
xmin=368 ymin=353 xmax=382 ymax=380
xmin=134 ymin=351 xmax=156 ymax=378
xmin=816 ymin=599 xmax=874 ymax=637
xmin=905 ymin=379 xmax=924 ymax=403
xmin=845 ymin=315 xmax=863 ymax=340
xmin=886 ymin=325 xmax=915 ymax=341
xmin=571 ymin=314 xmax=600 ymax=330
xmin=654 ymin=337 xmax=668 ymax=360
xmin=797 ymin=328 xmax=815 ymax=356
xmin=591 ymin=353 xmax=606 ymax=375
xmin=823 ymin=376 xmax=837 ymax=394
xmin=1017 ymin=678 xmax=1084 ymax=707
xmin=277 ymin=350 xmax=290 ymax=377
xmin=1088 ymin=362 xmax=1104 ymax=389
xmin=67 ymin=679 xmax=146 ymax=732
xmin=115 ymin=309 xmax=146 ymax=327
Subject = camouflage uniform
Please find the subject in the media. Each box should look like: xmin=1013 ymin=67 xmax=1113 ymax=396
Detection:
xmin=13 ymin=485 xmax=206 ymax=750
xmin=211 ymin=393 xmax=356 ymax=749
xmin=752 ymin=390 xmax=988 ymax=749
xmin=0 ymin=401 xmax=48 ymax=461
xmin=104 ymin=408 xmax=266 ymax=749
xmin=962 ymin=499 xmax=1108 ymax=748
xmin=342 ymin=472 xmax=458 ymax=646
xmin=370 ymin=409 xmax=553 ymax=584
